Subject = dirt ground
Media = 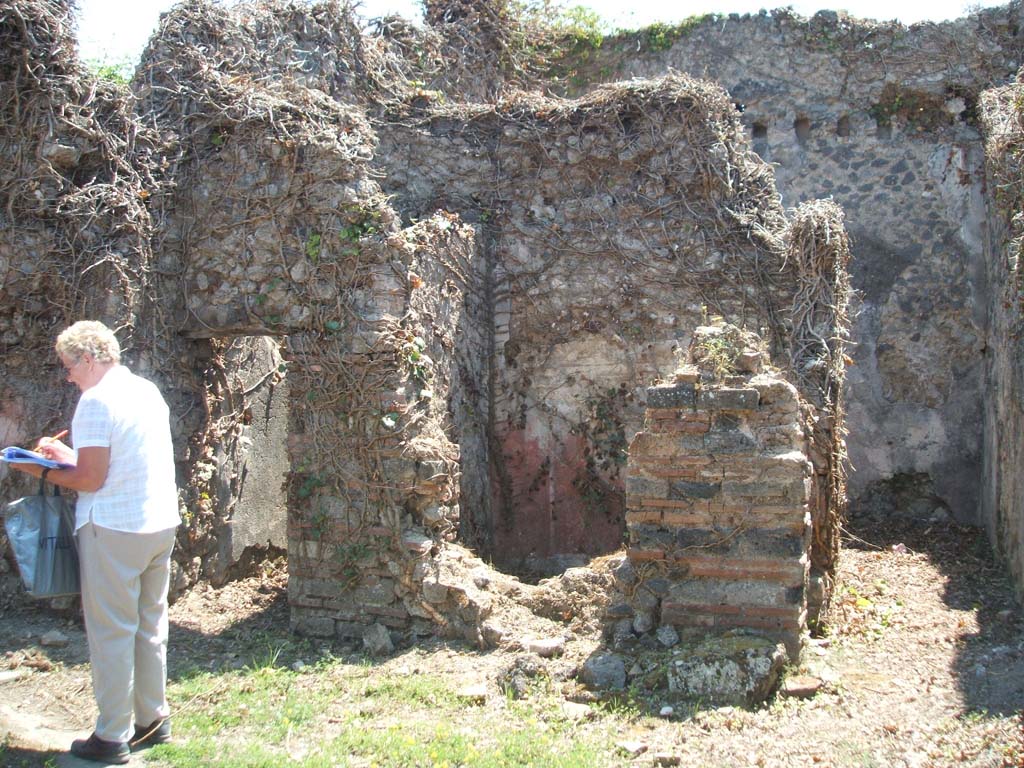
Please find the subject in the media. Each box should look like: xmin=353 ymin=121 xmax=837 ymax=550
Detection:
xmin=1 ymin=516 xmax=1022 ymax=767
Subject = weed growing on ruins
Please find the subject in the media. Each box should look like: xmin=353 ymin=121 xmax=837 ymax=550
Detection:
xmin=304 ymin=232 xmax=322 ymax=262
xmin=549 ymin=4 xmax=604 ymax=51
xmin=690 ymin=324 xmax=746 ymax=381
xmin=403 ymin=334 xmax=434 ymax=385
xmin=642 ymin=17 xmax=713 ymax=52
xmin=868 ymin=83 xmax=952 ymax=133
xmin=86 ymin=56 xmax=133 ymax=85
xmin=339 ymin=211 xmax=381 ymax=241
xmin=296 ymin=473 xmax=326 ymax=502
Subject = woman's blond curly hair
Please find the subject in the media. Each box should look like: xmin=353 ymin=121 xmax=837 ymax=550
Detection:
xmin=55 ymin=321 xmax=121 ymax=365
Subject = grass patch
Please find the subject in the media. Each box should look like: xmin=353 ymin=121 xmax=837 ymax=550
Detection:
xmin=146 ymin=662 xmax=626 ymax=767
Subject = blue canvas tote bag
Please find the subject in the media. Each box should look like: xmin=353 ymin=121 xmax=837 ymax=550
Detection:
xmin=4 ymin=480 xmax=79 ymax=598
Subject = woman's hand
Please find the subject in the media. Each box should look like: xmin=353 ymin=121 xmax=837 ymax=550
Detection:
xmin=36 ymin=438 xmax=75 ymax=465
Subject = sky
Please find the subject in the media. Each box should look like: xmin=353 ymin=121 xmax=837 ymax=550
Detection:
xmin=76 ymin=0 xmax=1005 ymax=66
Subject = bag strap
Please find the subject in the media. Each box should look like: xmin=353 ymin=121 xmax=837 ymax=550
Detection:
xmin=37 ymin=478 xmax=63 ymax=498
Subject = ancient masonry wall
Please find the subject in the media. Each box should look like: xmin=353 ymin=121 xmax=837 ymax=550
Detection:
xmin=375 ymin=80 xmax=804 ymax=570
xmin=284 ymin=219 xmax=487 ymax=639
xmin=620 ymin=372 xmax=811 ymax=659
xmin=1 ymin=1 xmax=852 ymax=636
xmin=979 ymin=77 xmax=1024 ymax=592
xmin=562 ymin=7 xmax=1024 ymax=525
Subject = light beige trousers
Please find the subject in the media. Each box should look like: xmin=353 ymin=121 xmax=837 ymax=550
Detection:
xmin=78 ymin=523 xmax=177 ymax=743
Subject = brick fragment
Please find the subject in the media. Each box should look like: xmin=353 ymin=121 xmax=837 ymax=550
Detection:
xmin=626 ymin=548 xmax=666 ymax=562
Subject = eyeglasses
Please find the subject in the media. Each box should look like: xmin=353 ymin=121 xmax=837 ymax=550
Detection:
xmin=60 ymin=356 xmax=86 ymax=375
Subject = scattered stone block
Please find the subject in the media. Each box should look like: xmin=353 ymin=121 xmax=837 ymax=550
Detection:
xmin=580 ymin=653 xmax=627 ymax=691
xmin=457 ymin=682 xmax=488 ymax=703
xmin=362 ymin=622 xmax=394 ymax=656
xmin=526 ymin=637 xmax=565 ymax=657
xmin=616 ymin=741 xmax=649 ymax=757
xmin=666 ymin=634 xmax=788 ymax=706
xmin=780 ymin=675 xmax=823 ymax=699
xmin=39 ymin=630 xmax=69 ymax=648
xmin=656 ymin=625 xmax=680 ymax=648
xmin=561 ymin=701 xmax=594 ymax=720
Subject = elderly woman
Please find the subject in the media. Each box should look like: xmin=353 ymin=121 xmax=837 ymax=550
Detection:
xmin=14 ymin=320 xmax=180 ymax=764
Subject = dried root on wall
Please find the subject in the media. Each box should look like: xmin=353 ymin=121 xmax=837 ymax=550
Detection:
xmin=784 ymin=200 xmax=852 ymax=581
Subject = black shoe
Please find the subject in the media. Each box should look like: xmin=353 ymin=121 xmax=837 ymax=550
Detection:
xmin=70 ymin=732 xmax=130 ymax=764
xmin=131 ymin=717 xmax=171 ymax=750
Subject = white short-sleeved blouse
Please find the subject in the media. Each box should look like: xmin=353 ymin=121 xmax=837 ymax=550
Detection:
xmin=71 ymin=365 xmax=180 ymax=533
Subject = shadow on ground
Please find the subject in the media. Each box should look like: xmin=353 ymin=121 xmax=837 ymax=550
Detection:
xmin=0 ymin=744 xmax=62 ymax=767
xmin=163 ymin=586 xmax=385 ymax=683
xmin=0 ymin=578 xmax=379 ymax=767
xmin=843 ymin=514 xmax=1024 ymax=717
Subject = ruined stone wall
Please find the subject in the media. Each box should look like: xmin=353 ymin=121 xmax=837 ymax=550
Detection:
xmin=124 ymin=2 xmax=493 ymax=637
xmin=115 ymin=1 xmax=848 ymax=592
xmin=979 ymin=77 xmax=1024 ymax=593
xmin=1 ymin=1 xmax=850 ymax=644
xmin=556 ymin=6 xmax=1024 ymax=524
xmin=374 ymin=79 xmax=805 ymax=570
xmin=284 ymin=217 xmax=482 ymax=639
xmin=0 ymin=1 xmax=216 ymax=603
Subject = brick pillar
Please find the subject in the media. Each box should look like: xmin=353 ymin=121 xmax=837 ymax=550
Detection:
xmin=625 ymin=371 xmax=811 ymax=658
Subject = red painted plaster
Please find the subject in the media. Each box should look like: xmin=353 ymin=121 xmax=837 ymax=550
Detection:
xmin=490 ymin=427 xmax=625 ymax=565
